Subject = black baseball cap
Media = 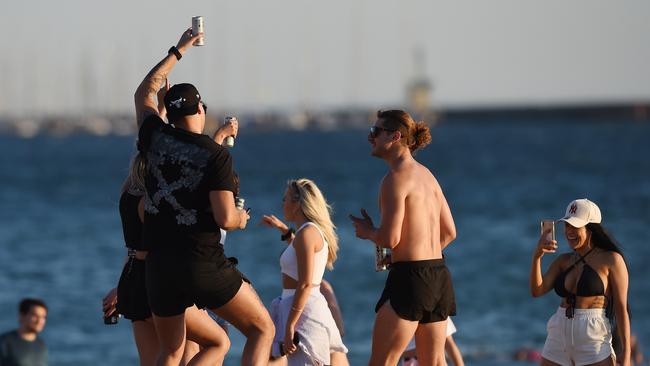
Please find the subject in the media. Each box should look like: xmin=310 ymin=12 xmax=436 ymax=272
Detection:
xmin=164 ymin=83 xmax=202 ymax=118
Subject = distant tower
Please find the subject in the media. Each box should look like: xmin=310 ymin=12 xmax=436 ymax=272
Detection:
xmin=406 ymin=47 xmax=434 ymax=120
xmin=80 ymin=51 xmax=98 ymax=115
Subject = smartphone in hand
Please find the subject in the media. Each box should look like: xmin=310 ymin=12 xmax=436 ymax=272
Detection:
xmin=540 ymin=220 xmax=555 ymax=242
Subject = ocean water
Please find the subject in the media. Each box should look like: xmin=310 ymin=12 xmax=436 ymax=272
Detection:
xmin=1 ymin=119 xmax=649 ymax=365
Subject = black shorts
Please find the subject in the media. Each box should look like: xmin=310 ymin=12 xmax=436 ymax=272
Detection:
xmin=116 ymin=257 xmax=152 ymax=322
xmin=375 ymin=259 xmax=456 ymax=323
xmin=146 ymin=249 xmax=247 ymax=317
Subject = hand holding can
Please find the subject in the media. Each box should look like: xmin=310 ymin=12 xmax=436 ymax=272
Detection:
xmin=235 ymin=197 xmax=245 ymax=210
xmin=192 ymin=16 xmax=205 ymax=46
xmin=375 ymin=245 xmax=389 ymax=271
xmin=223 ymin=116 xmax=237 ymax=148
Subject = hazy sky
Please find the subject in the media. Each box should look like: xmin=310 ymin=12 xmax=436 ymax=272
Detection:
xmin=1 ymin=1 xmax=649 ymax=116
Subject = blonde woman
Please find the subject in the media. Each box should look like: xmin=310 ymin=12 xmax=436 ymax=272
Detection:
xmin=262 ymin=179 xmax=348 ymax=366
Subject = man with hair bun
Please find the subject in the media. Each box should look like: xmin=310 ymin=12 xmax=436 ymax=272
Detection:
xmin=350 ymin=109 xmax=457 ymax=366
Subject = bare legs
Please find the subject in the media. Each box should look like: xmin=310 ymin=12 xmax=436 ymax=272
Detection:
xmin=443 ymin=335 xmax=464 ymax=366
xmin=368 ymin=302 xmax=419 ymax=366
xmin=152 ymin=306 xmax=229 ymax=366
xmin=132 ymin=318 xmax=160 ymax=366
xmin=184 ymin=306 xmax=230 ymax=366
xmin=369 ymin=302 xmax=448 ymax=366
xmin=181 ymin=341 xmax=200 ymax=366
xmin=211 ymin=282 xmax=274 ymax=366
xmin=414 ymin=320 xmax=448 ymax=366
xmin=152 ymin=313 xmax=187 ymax=366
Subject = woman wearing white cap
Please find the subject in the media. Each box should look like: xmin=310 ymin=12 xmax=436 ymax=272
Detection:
xmin=530 ymin=199 xmax=630 ymax=366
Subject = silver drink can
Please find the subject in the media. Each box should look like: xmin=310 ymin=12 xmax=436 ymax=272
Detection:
xmin=375 ymin=245 xmax=388 ymax=271
xmin=235 ymin=197 xmax=245 ymax=210
xmin=192 ymin=16 xmax=205 ymax=46
xmin=224 ymin=116 xmax=236 ymax=148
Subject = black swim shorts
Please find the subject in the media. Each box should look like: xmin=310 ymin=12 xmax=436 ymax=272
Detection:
xmin=116 ymin=257 xmax=152 ymax=322
xmin=375 ymin=259 xmax=456 ymax=323
xmin=146 ymin=249 xmax=248 ymax=317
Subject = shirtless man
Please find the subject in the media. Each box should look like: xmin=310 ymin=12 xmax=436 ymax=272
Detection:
xmin=350 ymin=110 xmax=457 ymax=366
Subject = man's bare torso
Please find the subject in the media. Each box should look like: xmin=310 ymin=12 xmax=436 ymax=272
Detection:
xmin=381 ymin=160 xmax=444 ymax=262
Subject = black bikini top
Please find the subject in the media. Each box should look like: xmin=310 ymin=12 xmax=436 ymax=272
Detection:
xmin=553 ymin=248 xmax=605 ymax=299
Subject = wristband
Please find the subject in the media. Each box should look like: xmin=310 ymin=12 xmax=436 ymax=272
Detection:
xmin=281 ymin=228 xmax=295 ymax=241
xmin=168 ymin=46 xmax=182 ymax=61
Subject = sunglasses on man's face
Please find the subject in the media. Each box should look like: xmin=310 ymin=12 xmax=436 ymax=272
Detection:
xmin=201 ymin=102 xmax=208 ymax=114
xmin=369 ymin=125 xmax=396 ymax=138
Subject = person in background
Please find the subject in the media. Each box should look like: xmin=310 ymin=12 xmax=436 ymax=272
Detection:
xmin=0 ymin=298 xmax=48 ymax=366
xmin=350 ymin=110 xmax=457 ymax=366
xmin=513 ymin=347 xmax=542 ymax=363
xmin=262 ymin=179 xmax=348 ymax=365
xmin=614 ymin=332 xmax=644 ymax=366
xmin=530 ymin=198 xmax=630 ymax=366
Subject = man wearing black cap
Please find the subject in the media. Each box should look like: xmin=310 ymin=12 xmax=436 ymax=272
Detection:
xmin=133 ymin=28 xmax=274 ymax=366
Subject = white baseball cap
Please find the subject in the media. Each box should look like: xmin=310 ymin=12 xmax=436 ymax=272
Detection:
xmin=558 ymin=198 xmax=602 ymax=228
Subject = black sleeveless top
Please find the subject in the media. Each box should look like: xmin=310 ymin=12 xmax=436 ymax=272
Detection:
xmin=119 ymin=190 xmax=145 ymax=251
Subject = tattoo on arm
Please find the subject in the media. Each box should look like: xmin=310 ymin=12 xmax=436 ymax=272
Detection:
xmin=135 ymin=54 xmax=175 ymax=127
xmin=143 ymin=72 xmax=169 ymax=96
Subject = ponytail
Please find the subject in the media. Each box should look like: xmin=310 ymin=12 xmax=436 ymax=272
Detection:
xmin=409 ymin=121 xmax=432 ymax=153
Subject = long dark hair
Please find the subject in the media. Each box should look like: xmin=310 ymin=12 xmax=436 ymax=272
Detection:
xmin=586 ymin=223 xmax=630 ymax=326
xmin=586 ymin=223 xmax=624 ymax=257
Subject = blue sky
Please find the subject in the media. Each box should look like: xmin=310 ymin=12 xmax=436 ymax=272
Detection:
xmin=1 ymin=1 xmax=649 ymax=116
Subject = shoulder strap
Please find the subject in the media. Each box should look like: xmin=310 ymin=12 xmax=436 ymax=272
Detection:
xmin=563 ymin=248 xmax=596 ymax=274
xmin=295 ymin=221 xmax=312 ymax=234
xmin=294 ymin=222 xmax=327 ymax=251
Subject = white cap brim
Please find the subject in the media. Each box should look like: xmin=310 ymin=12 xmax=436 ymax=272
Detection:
xmin=558 ymin=216 xmax=589 ymax=228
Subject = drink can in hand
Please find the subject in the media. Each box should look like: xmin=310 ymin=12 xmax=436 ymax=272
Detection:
xmin=192 ymin=16 xmax=205 ymax=46
xmin=223 ymin=116 xmax=236 ymax=148
xmin=235 ymin=197 xmax=245 ymax=210
xmin=104 ymin=312 xmax=119 ymax=325
xmin=375 ymin=245 xmax=388 ymax=271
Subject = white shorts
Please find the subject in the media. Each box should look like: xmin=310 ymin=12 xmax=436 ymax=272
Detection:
xmin=541 ymin=307 xmax=614 ymax=366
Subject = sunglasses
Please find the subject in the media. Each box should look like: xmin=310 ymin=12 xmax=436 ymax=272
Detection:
xmin=369 ymin=125 xmax=396 ymax=138
xmin=201 ymin=102 xmax=208 ymax=114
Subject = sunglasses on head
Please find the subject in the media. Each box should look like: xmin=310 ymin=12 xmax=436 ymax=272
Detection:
xmin=369 ymin=125 xmax=396 ymax=138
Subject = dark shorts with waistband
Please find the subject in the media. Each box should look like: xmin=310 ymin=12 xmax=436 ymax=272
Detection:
xmin=116 ymin=257 xmax=152 ymax=322
xmin=375 ymin=259 xmax=456 ymax=323
xmin=146 ymin=249 xmax=248 ymax=317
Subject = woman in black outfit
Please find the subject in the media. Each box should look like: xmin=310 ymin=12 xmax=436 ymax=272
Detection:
xmin=103 ymin=142 xmax=231 ymax=364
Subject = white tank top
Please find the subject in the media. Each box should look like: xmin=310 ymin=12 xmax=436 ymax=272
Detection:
xmin=280 ymin=222 xmax=329 ymax=284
